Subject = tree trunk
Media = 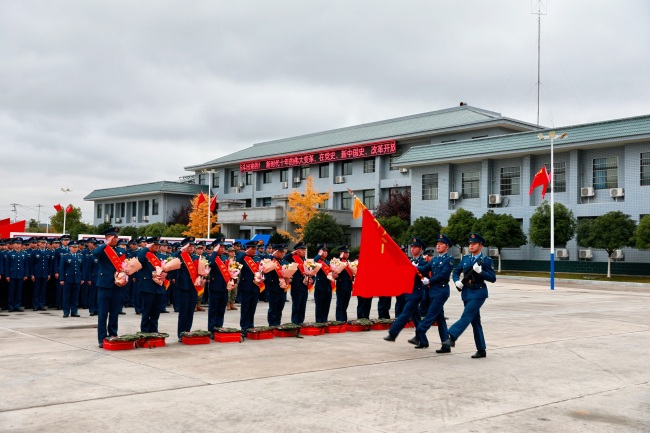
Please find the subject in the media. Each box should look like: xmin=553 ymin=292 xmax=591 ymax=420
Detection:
xmin=607 ymin=255 xmax=611 ymax=278
xmin=498 ymin=252 xmax=502 ymax=273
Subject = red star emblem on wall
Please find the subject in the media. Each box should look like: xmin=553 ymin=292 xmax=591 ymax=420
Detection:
xmin=242 ymin=212 xmax=248 ymax=220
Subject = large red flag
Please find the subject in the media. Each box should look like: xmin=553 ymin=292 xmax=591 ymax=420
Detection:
xmin=196 ymin=192 xmax=206 ymax=206
xmin=529 ymin=166 xmax=551 ymax=199
xmin=210 ymin=193 xmax=218 ymax=212
xmin=351 ymin=203 xmax=417 ymax=297
xmin=54 ymin=204 xmax=63 ymax=212
xmin=65 ymin=205 xmax=73 ymax=213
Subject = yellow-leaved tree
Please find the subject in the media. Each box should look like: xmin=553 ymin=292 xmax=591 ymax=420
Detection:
xmin=279 ymin=176 xmax=330 ymax=242
xmin=183 ymin=193 xmax=221 ymax=237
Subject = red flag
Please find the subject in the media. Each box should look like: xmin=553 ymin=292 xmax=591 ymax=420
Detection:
xmin=65 ymin=205 xmax=73 ymax=213
xmin=196 ymin=192 xmax=206 ymax=206
xmin=529 ymin=166 xmax=551 ymax=199
xmin=54 ymin=204 xmax=63 ymax=212
xmin=351 ymin=205 xmax=417 ymax=297
xmin=210 ymin=193 xmax=218 ymax=212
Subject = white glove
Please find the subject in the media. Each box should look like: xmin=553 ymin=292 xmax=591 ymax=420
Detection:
xmin=455 ymin=280 xmax=464 ymax=290
xmin=421 ymin=277 xmax=430 ymax=285
xmin=473 ymin=263 xmax=482 ymax=274
xmin=412 ymin=262 xmax=418 ymax=267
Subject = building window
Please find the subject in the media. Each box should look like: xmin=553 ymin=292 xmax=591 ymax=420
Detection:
xmin=363 ymin=158 xmax=375 ymax=173
xmin=130 ymin=201 xmax=136 ymax=217
xmin=462 ymin=171 xmax=480 ymax=199
xmin=105 ymin=203 xmax=114 ymax=218
xmin=422 ymin=174 xmax=438 ymax=200
xmin=300 ymin=166 xmax=310 ymax=180
xmin=152 ymin=199 xmax=159 ymax=215
xmin=96 ymin=204 xmax=102 ymax=218
xmin=280 ymin=169 xmax=288 ymax=183
xmin=342 ymin=161 xmax=352 ymax=176
xmin=319 ymin=164 xmax=329 ymax=178
xmin=593 ymin=157 xmax=618 ymax=189
xmin=500 ymin=166 xmax=521 ymax=196
xmin=198 ymin=174 xmax=206 ymax=185
xmin=263 ymin=171 xmax=272 ymax=184
xmin=245 ymin=172 xmax=252 ymax=185
xmin=341 ymin=192 xmax=351 ymax=210
xmin=389 ymin=153 xmax=402 ymax=170
xmin=212 ymin=174 xmax=219 ymax=188
xmin=362 ymin=189 xmax=376 ymax=209
xmin=318 ymin=198 xmax=329 ymax=209
xmin=230 ymin=171 xmax=239 ymax=188
xmin=143 ymin=201 xmax=149 ymax=216
xmin=259 ymin=197 xmax=272 ymax=207
xmin=641 ymin=152 xmax=650 ymax=186
xmin=544 ymin=162 xmax=566 ymax=193
xmin=116 ymin=202 xmax=125 ymax=218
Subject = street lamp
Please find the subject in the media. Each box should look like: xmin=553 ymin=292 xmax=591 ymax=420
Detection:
xmin=61 ymin=188 xmax=72 ymax=234
xmin=537 ymin=132 xmax=567 ymax=290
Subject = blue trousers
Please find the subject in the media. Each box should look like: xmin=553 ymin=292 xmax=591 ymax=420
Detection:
xmin=356 ymin=296 xmax=372 ymax=319
xmin=267 ymin=289 xmax=286 ymax=326
xmin=415 ymin=290 xmax=449 ymax=346
xmin=177 ymin=289 xmax=198 ymax=339
xmin=240 ymin=290 xmax=259 ymax=335
xmin=377 ymin=296 xmax=392 ymax=319
xmin=132 ymin=279 xmax=142 ymax=313
xmin=388 ymin=298 xmax=421 ymax=338
xmin=291 ymin=287 xmax=308 ymax=324
xmin=448 ymin=298 xmax=486 ymax=351
xmin=55 ymin=277 xmax=63 ymax=308
xmin=62 ymin=282 xmax=80 ymax=316
xmin=141 ymin=292 xmax=163 ymax=333
xmin=335 ymin=289 xmax=352 ymax=321
xmin=33 ymin=277 xmax=48 ymax=310
xmin=80 ymin=282 xmax=89 ymax=307
xmin=8 ymin=278 xmax=24 ymax=311
xmin=88 ymin=282 xmax=98 ymax=314
xmin=395 ymin=294 xmax=406 ymax=317
xmin=314 ymin=289 xmax=332 ymax=323
xmin=207 ymin=290 xmax=229 ymax=331
xmin=97 ymin=286 xmax=122 ymax=344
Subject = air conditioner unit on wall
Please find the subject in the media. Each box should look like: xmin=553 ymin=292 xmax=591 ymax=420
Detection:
xmin=104 ymin=215 xmax=110 ymax=223
xmin=556 ymin=248 xmax=569 ymax=259
xmin=281 ymin=181 xmax=288 ymax=189
xmin=131 ymin=216 xmax=137 ymax=223
xmin=115 ymin=217 xmax=121 ymax=223
xmin=238 ymin=182 xmax=245 ymax=188
xmin=142 ymin=216 xmax=149 ymax=222
xmin=579 ymin=249 xmax=593 ymax=259
xmin=334 ymin=176 xmax=345 ymax=184
xmin=489 ymin=194 xmax=502 ymax=205
xmin=232 ymin=187 xmax=241 ymax=194
xmin=293 ymin=177 xmax=301 ymax=184
xmin=449 ymin=192 xmax=460 ymax=200
xmin=488 ymin=248 xmax=499 ymax=257
xmin=581 ymin=187 xmax=595 ymax=197
xmin=399 ymin=168 xmax=408 ymax=173
xmin=610 ymin=188 xmax=624 ymax=198
xmin=610 ymin=249 xmax=624 ymax=260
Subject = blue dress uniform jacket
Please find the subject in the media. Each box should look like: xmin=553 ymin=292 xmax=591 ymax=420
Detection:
xmin=449 ymin=253 xmax=497 ymax=351
xmin=285 ymin=253 xmax=309 ymax=325
xmin=5 ymin=250 xmax=30 ymax=311
xmin=415 ymin=253 xmax=455 ymax=346
xmin=93 ymin=244 xmax=126 ymax=345
xmin=59 ymin=252 xmax=84 ymax=284
xmin=206 ymin=251 xmax=231 ymax=330
xmin=313 ymin=254 xmax=332 ymax=323
xmin=137 ymin=247 xmax=165 ymax=332
xmin=31 ymin=249 xmax=51 ymax=278
xmin=237 ymin=252 xmax=261 ymax=334
xmin=85 ymin=250 xmax=100 ymax=315
xmin=264 ymin=256 xmax=287 ymax=326
xmin=172 ymin=251 xmax=199 ymax=339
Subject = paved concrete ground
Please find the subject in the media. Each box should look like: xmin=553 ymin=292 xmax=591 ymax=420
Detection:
xmin=1 ymin=278 xmax=649 ymax=433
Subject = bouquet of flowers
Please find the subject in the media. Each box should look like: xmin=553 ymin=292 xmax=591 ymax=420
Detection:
xmin=260 ymin=258 xmax=276 ymax=273
xmin=281 ymin=262 xmax=298 ymax=279
xmin=196 ymin=256 xmax=211 ymax=277
xmin=114 ymin=271 xmax=128 ymax=287
xmin=152 ymin=266 xmax=168 ymax=286
xmin=349 ymin=260 xmax=359 ymax=276
xmin=229 ymin=262 xmax=243 ymax=284
xmin=162 ymin=256 xmax=181 ymax=272
xmin=302 ymin=259 xmax=322 ymax=277
xmin=123 ymin=257 xmax=142 ymax=276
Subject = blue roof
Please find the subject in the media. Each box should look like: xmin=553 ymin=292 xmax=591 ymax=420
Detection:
xmin=84 ymin=181 xmax=208 ymax=200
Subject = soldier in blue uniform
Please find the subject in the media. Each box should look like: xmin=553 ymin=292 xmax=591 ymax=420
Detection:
xmin=53 ymin=235 xmax=70 ymax=310
xmin=443 ymin=233 xmax=497 ymax=358
xmin=313 ymin=244 xmax=333 ymax=323
xmin=383 ymin=237 xmax=427 ymax=342
xmin=0 ymin=239 xmax=6 ymax=311
xmin=264 ymin=244 xmax=288 ymax=326
xmin=94 ymin=227 xmax=126 ymax=348
xmin=4 ymin=239 xmax=30 ymax=312
xmin=156 ymin=240 xmax=171 ymax=314
xmin=31 ymin=237 xmax=51 ymax=311
xmin=136 ymin=236 xmax=166 ymax=333
xmin=173 ymin=237 xmax=201 ymax=341
xmin=59 ymin=240 xmax=84 ymax=317
xmin=206 ymin=237 xmax=229 ymax=333
xmin=410 ymin=234 xmax=455 ymax=349
xmin=286 ymin=241 xmax=310 ymax=324
xmin=332 ymin=245 xmax=353 ymax=322
xmin=237 ymin=240 xmax=262 ymax=337
xmin=84 ymin=238 xmax=100 ymax=316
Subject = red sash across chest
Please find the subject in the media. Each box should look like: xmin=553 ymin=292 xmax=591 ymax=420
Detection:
xmin=180 ymin=252 xmax=198 ymax=281
xmin=104 ymin=246 xmax=125 ymax=272
xmin=243 ymin=256 xmax=259 ymax=273
xmin=214 ymin=256 xmax=231 ymax=283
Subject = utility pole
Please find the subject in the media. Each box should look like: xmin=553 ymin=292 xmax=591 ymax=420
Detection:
xmin=10 ymin=203 xmax=18 ymax=223
xmin=36 ymin=204 xmax=44 ymax=227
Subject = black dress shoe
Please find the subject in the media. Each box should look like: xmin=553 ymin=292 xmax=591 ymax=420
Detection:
xmin=89 ymin=313 xmax=95 ymax=316
xmin=442 ymin=336 xmax=456 ymax=347
xmin=471 ymin=350 xmax=487 ymax=359
xmin=383 ymin=334 xmax=396 ymax=342
xmin=71 ymin=314 xmax=80 ymax=317
xmin=414 ymin=344 xmax=429 ymax=349
xmin=160 ymin=310 xmax=169 ymax=313
xmin=17 ymin=307 xmax=24 ymax=312
xmin=63 ymin=314 xmax=69 ymax=318
xmin=119 ymin=311 xmax=126 ymax=315
xmin=42 ymin=307 xmax=48 ymax=311
xmin=407 ymin=337 xmax=420 ymax=346
xmin=436 ymin=345 xmax=451 ymax=353
xmin=98 ymin=343 xmax=103 ymax=348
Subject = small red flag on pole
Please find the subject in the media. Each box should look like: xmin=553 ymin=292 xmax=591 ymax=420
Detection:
xmin=54 ymin=204 xmax=63 ymax=212
xmin=196 ymin=192 xmax=206 ymax=206
xmin=65 ymin=205 xmax=73 ymax=213
xmin=210 ymin=193 xmax=218 ymax=212
xmin=529 ymin=166 xmax=551 ymax=199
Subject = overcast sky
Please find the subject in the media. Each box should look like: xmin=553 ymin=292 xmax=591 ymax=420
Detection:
xmin=1 ymin=0 xmax=649 ymax=225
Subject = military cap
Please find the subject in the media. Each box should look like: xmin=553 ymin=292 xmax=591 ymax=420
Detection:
xmin=0 ymin=239 xmax=6 ymax=246
xmin=338 ymin=245 xmax=349 ymax=252
xmin=117 ymin=239 xmax=127 ymax=246
xmin=160 ymin=240 xmax=169 ymax=246
xmin=436 ymin=234 xmax=453 ymax=246
xmin=97 ymin=240 xmax=105 ymax=245
xmin=410 ymin=237 xmax=426 ymax=249
xmin=86 ymin=238 xmax=97 ymax=245
xmin=210 ymin=237 xmax=225 ymax=247
xmin=227 ymin=246 xmax=234 ymax=252
xmin=233 ymin=241 xmax=242 ymax=247
xmin=272 ymin=243 xmax=287 ymax=250
xmin=146 ymin=236 xmax=161 ymax=244
xmin=59 ymin=235 xmax=70 ymax=241
xmin=468 ymin=233 xmax=486 ymax=244
xmin=293 ymin=241 xmax=307 ymax=250
xmin=180 ymin=236 xmax=195 ymax=246
xmin=52 ymin=238 xmax=61 ymax=244
xmin=28 ymin=237 xmax=37 ymax=243
xmin=128 ymin=239 xmax=137 ymax=245
xmin=138 ymin=237 xmax=147 ymax=243
xmin=102 ymin=227 xmax=119 ymax=236
xmin=38 ymin=237 xmax=47 ymax=242
xmin=424 ymin=250 xmax=434 ymax=257
xmin=316 ymin=243 xmax=328 ymax=251
xmin=196 ymin=240 xmax=206 ymax=247
xmin=13 ymin=238 xmax=23 ymax=245
xmin=78 ymin=240 xmax=87 ymax=245
xmin=244 ymin=240 xmax=258 ymax=249
xmin=68 ymin=241 xmax=79 ymax=247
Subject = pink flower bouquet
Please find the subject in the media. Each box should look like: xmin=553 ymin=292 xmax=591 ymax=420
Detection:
xmin=123 ymin=258 xmax=142 ymax=276
xmin=162 ymin=257 xmax=181 ymax=272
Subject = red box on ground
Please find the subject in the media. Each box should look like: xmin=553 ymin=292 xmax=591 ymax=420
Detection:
xmin=213 ymin=333 xmax=241 ymax=343
xmin=346 ymin=324 xmax=370 ymax=332
xmin=370 ymin=323 xmax=391 ymax=331
xmin=300 ymin=327 xmax=325 ymax=336
xmin=103 ymin=339 xmax=135 ymax=351
xmin=324 ymin=324 xmax=346 ymax=333
xmin=247 ymin=331 xmax=274 ymax=340
xmin=182 ymin=335 xmax=210 ymax=345
xmin=273 ymin=329 xmax=299 ymax=338
xmin=135 ymin=338 xmax=166 ymax=348
xmin=404 ymin=321 xmax=415 ymax=328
